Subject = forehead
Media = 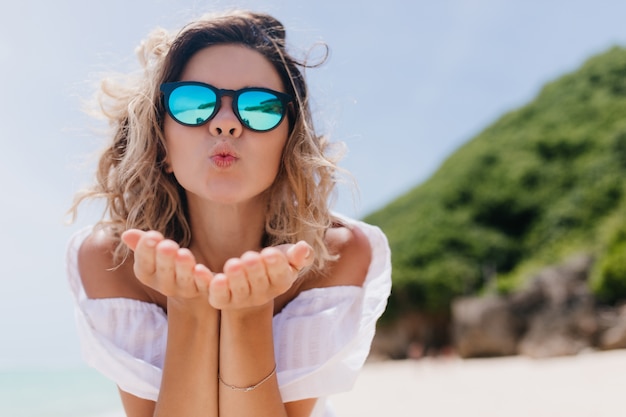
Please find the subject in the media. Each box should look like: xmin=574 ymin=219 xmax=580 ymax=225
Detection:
xmin=179 ymin=44 xmax=284 ymax=91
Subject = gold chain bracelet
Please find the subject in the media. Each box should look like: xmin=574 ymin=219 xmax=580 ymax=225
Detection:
xmin=218 ymin=364 xmax=277 ymax=392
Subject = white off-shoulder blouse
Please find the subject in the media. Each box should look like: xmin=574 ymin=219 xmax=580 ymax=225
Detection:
xmin=66 ymin=216 xmax=391 ymax=417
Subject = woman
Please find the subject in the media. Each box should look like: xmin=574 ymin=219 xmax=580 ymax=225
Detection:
xmin=67 ymin=9 xmax=391 ymax=417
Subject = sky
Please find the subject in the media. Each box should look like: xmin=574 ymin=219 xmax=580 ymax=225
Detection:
xmin=1 ymin=0 xmax=626 ymax=370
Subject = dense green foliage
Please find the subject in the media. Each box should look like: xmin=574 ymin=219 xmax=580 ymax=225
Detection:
xmin=365 ymin=46 xmax=626 ymax=319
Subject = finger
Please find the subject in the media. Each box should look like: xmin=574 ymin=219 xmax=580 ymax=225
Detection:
xmin=132 ymin=231 xmax=164 ymax=282
xmin=260 ymin=247 xmax=292 ymax=288
xmin=242 ymin=251 xmax=271 ymax=292
xmin=193 ymin=263 xmax=213 ymax=294
xmin=209 ymin=273 xmax=231 ymax=309
xmin=121 ymin=229 xmax=145 ymax=251
xmin=175 ymin=248 xmax=196 ymax=293
xmin=224 ymin=256 xmax=254 ymax=301
xmin=154 ymin=239 xmax=179 ymax=290
xmin=286 ymin=241 xmax=314 ymax=272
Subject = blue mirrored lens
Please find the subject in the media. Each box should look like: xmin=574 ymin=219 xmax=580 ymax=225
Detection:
xmin=238 ymin=90 xmax=284 ymax=131
xmin=168 ymin=85 xmax=217 ymax=125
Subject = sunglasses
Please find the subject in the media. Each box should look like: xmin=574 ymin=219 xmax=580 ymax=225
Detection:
xmin=160 ymin=81 xmax=293 ymax=132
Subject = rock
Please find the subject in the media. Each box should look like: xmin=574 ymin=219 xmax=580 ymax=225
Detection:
xmin=517 ymin=304 xmax=597 ymax=358
xmin=516 ymin=254 xmax=597 ymax=358
xmin=370 ymin=311 xmax=451 ymax=360
xmin=598 ymin=304 xmax=626 ymax=350
xmin=452 ymin=295 xmax=520 ymax=358
xmin=451 ymin=253 xmax=599 ymax=359
xmin=375 ymin=254 xmax=626 ymax=360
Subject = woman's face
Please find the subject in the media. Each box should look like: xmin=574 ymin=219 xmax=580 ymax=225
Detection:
xmin=163 ymin=43 xmax=289 ymax=208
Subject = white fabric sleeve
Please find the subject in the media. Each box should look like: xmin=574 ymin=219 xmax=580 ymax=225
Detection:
xmin=273 ymin=218 xmax=392 ymax=402
xmin=66 ymin=227 xmax=166 ymax=401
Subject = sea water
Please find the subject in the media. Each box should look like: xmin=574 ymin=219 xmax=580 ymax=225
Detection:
xmin=0 ymin=367 xmax=123 ymax=417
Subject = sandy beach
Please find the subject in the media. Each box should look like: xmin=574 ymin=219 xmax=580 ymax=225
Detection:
xmin=93 ymin=349 xmax=625 ymax=417
xmin=331 ymin=349 xmax=625 ymax=417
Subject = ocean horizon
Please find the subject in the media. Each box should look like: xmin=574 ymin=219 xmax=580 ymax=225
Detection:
xmin=0 ymin=366 xmax=123 ymax=417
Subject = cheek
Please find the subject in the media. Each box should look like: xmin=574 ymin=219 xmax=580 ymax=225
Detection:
xmin=163 ymin=116 xmax=179 ymax=147
xmin=270 ymin=127 xmax=289 ymax=169
xmin=257 ymin=129 xmax=288 ymax=182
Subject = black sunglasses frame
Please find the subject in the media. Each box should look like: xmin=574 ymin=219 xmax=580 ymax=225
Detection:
xmin=160 ymin=81 xmax=293 ymax=132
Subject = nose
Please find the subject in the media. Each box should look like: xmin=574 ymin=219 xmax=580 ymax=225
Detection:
xmin=208 ymin=96 xmax=243 ymax=138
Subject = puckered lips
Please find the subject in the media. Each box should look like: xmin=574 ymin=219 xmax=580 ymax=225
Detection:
xmin=210 ymin=143 xmax=240 ymax=168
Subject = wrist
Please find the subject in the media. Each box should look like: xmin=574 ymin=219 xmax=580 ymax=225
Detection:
xmin=167 ymin=295 xmax=219 ymax=320
xmin=221 ymin=300 xmax=274 ymax=323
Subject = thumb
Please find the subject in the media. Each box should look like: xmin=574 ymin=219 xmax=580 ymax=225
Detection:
xmin=121 ymin=229 xmax=145 ymax=251
xmin=286 ymin=241 xmax=314 ymax=272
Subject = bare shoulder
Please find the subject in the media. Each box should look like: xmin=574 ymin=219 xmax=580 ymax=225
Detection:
xmin=320 ymin=222 xmax=372 ymax=288
xmin=78 ymin=229 xmax=147 ymax=301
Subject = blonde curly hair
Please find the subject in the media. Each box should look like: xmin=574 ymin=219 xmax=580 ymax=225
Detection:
xmin=70 ymin=10 xmax=344 ymax=273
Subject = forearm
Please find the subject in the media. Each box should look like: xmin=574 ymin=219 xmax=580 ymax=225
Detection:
xmin=154 ymin=298 xmax=220 ymax=417
xmin=218 ymin=303 xmax=286 ymax=417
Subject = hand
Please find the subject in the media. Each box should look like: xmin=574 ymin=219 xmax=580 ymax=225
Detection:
xmin=121 ymin=229 xmax=214 ymax=300
xmin=208 ymin=241 xmax=314 ymax=311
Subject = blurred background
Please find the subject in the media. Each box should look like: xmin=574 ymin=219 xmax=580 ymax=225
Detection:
xmin=2 ymin=0 xmax=626 ymax=416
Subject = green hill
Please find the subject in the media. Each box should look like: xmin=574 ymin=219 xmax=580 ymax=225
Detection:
xmin=365 ymin=46 xmax=626 ymax=322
